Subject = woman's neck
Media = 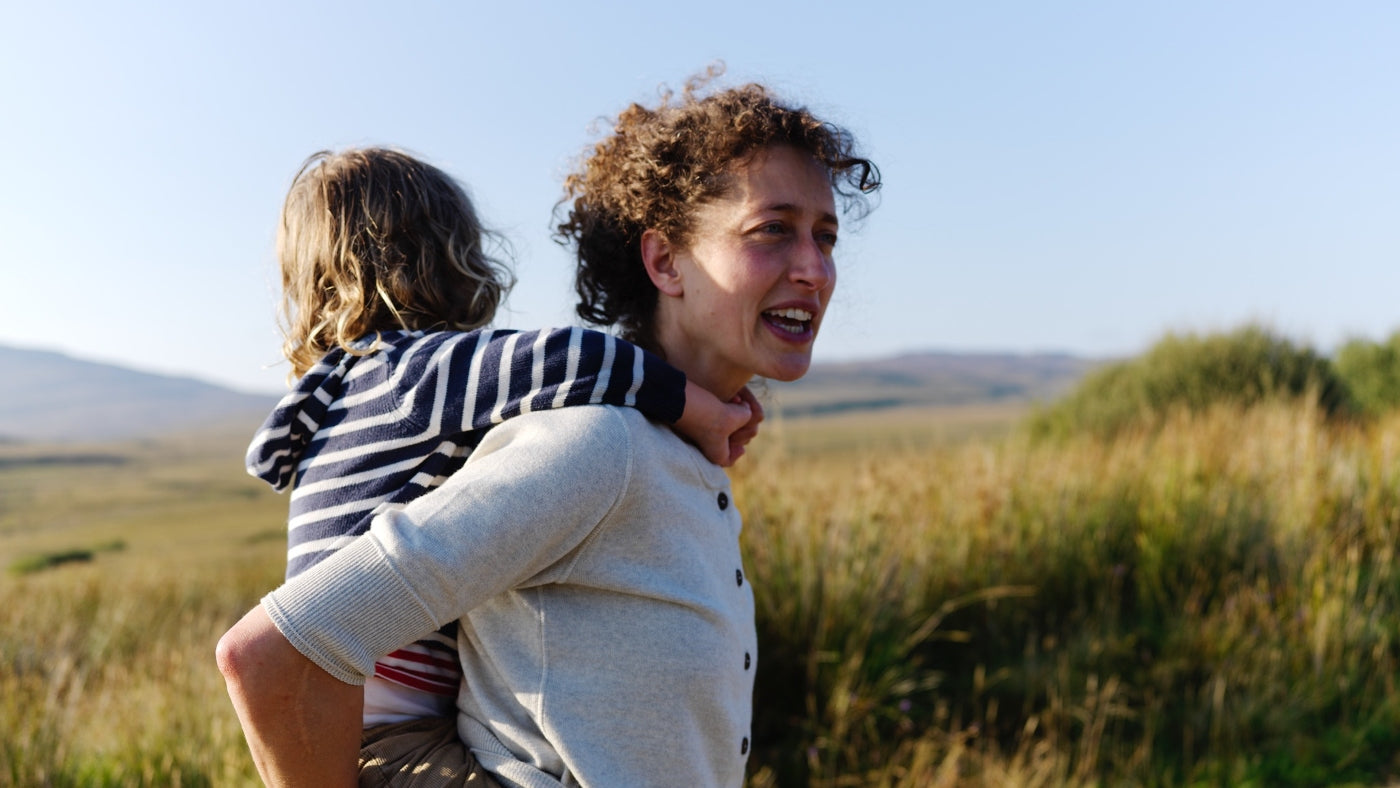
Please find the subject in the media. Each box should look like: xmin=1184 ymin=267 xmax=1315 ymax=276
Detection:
xmin=650 ymin=327 xmax=749 ymax=402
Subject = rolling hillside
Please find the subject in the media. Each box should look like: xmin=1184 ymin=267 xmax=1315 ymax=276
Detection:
xmin=768 ymin=351 xmax=1097 ymax=417
xmin=0 ymin=345 xmax=276 ymax=443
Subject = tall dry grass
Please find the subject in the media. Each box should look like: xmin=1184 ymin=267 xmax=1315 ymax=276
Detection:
xmin=1 ymin=558 xmax=279 ymax=786
xmin=4 ymin=402 xmax=1400 ymax=785
xmin=0 ymin=432 xmax=284 ymax=787
xmin=737 ymin=400 xmax=1400 ymax=786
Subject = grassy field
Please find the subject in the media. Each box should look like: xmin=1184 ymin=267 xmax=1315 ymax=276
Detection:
xmin=4 ymin=402 xmax=1400 ymax=785
xmin=0 ymin=426 xmax=285 ymax=786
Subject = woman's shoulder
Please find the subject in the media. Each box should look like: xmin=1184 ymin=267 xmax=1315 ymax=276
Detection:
xmin=539 ymin=405 xmax=690 ymax=446
xmin=477 ymin=406 xmax=682 ymax=470
xmin=470 ymin=406 xmax=723 ymax=495
xmin=551 ymin=407 xmax=727 ymax=489
xmin=468 ymin=405 xmax=634 ymax=469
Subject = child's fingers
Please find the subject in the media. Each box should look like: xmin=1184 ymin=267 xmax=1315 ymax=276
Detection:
xmin=698 ymin=428 xmax=730 ymax=466
xmin=732 ymin=386 xmax=764 ymax=424
xmin=720 ymin=400 xmax=753 ymax=432
xmin=730 ymin=423 xmax=759 ymax=452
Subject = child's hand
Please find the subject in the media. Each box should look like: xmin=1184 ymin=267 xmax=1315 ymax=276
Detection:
xmin=725 ymin=386 xmax=764 ymax=464
xmin=675 ymin=380 xmax=764 ymax=467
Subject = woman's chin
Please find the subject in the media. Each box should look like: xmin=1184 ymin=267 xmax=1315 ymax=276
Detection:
xmin=757 ymin=354 xmax=814 ymax=383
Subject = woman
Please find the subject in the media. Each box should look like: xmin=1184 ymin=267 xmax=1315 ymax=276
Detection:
xmin=217 ymin=77 xmax=880 ymax=787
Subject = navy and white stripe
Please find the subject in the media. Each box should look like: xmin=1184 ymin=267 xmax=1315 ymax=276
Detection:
xmin=247 ymin=327 xmax=685 ymax=695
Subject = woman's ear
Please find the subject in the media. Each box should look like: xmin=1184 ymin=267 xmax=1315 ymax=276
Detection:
xmin=641 ymin=229 xmax=685 ymax=297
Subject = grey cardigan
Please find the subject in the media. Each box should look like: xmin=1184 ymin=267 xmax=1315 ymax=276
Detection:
xmin=263 ymin=406 xmax=756 ymax=788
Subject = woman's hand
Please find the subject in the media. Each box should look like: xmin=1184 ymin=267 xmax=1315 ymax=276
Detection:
xmin=216 ymin=605 xmax=362 ymax=787
xmin=674 ymin=380 xmax=764 ymax=466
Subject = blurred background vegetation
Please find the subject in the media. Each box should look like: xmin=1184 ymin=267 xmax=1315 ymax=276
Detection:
xmin=6 ymin=324 xmax=1400 ymax=786
xmin=1029 ymin=324 xmax=1400 ymax=439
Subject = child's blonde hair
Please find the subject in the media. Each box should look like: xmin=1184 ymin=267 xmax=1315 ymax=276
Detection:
xmin=277 ymin=147 xmax=514 ymax=378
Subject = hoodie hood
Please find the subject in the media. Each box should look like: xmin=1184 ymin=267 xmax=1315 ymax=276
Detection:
xmin=246 ymin=349 xmax=355 ymax=492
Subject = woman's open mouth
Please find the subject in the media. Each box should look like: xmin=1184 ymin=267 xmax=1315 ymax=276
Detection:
xmin=762 ymin=307 xmax=815 ymax=339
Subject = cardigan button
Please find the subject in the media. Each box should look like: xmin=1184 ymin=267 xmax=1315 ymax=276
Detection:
xmin=717 ymin=492 xmax=729 ymax=510
xmin=741 ymin=737 xmax=749 ymax=755
xmin=744 ymin=652 xmax=751 ymax=670
xmin=736 ymin=569 xmax=743 ymax=586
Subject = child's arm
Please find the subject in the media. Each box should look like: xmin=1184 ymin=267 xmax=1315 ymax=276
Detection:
xmin=674 ymin=382 xmax=765 ymax=467
xmin=436 ymin=327 xmax=691 ymax=430
xmin=432 ymin=327 xmax=763 ymax=466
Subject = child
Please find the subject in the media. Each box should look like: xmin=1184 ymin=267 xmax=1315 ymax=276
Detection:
xmin=245 ymin=147 xmax=757 ymax=726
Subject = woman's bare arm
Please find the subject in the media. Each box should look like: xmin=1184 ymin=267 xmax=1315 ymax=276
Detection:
xmin=216 ymin=605 xmax=362 ymax=787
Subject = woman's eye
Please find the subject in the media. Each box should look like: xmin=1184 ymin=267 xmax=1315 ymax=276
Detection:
xmin=760 ymin=222 xmax=787 ymax=235
xmin=818 ymin=231 xmax=839 ymax=248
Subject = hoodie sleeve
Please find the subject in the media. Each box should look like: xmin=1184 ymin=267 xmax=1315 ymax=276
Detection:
xmin=396 ymin=328 xmax=686 ymax=435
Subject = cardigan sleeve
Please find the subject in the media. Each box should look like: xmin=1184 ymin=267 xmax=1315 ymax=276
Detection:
xmin=261 ymin=406 xmax=636 ymax=684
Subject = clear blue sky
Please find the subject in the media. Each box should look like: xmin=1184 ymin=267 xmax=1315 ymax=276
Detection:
xmin=2 ymin=1 xmax=1396 ymax=394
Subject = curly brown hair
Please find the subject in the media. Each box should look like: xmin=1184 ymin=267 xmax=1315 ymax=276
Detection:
xmin=554 ymin=72 xmax=881 ymax=348
xmin=277 ymin=147 xmax=514 ymax=378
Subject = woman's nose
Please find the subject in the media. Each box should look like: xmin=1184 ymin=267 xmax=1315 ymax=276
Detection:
xmin=789 ymin=236 xmax=834 ymax=291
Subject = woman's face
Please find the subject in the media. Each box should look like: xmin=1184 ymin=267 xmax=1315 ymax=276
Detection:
xmin=648 ymin=146 xmax=838 ymax=398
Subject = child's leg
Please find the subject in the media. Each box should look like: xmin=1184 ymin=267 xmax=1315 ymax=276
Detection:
xmin=359 ymin=717 xmax=500 ymax=787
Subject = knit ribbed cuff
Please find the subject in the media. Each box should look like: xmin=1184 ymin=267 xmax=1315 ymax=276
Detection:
xmin=261 ymin=534 xmax=441 ymax=686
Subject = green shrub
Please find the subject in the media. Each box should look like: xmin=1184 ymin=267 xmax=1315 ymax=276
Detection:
xmin=8 ymin=550 xmax=94 ymax=575
xmin=7 ymin=541 xmax=125 ymax=576
xmin=1334 ymin=332 xmax=1400 ymax=417
xmin=1030 ymin=325 xmax=1353 ymax=439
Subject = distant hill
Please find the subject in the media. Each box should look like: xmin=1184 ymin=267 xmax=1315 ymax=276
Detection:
xmin=768 ymin=351 xmax=1099 ymax=417
xmin=0 ymin=345 xmax=277 ymax=443
xmin=0 ymin=343 xmax=1098 ymax=443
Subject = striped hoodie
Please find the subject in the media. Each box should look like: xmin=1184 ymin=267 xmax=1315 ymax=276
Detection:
xmin=246 ymin=328 xmax=685 ymax=718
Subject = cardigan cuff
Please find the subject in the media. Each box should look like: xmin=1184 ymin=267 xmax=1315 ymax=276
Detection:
xmin=261 ymin=534 xmax=441 ymax=686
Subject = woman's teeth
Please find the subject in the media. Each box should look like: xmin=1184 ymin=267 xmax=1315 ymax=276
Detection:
xmin=766 ymin=308 xmax=813 ymax=321
xmin=763 ymin=308 xmax=813 ymax=334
